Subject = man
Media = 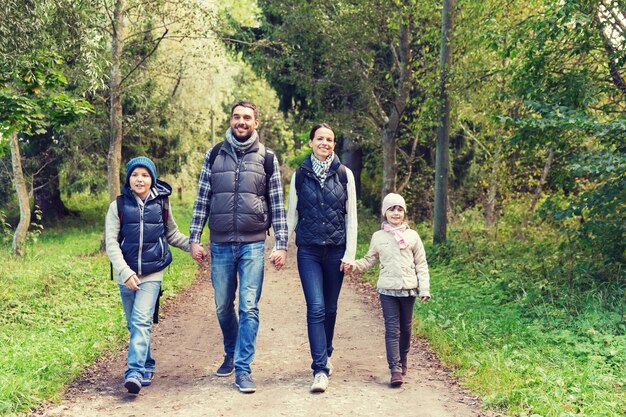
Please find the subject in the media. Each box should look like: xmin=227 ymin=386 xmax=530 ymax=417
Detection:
xmin=190 ymin=101 xmax=287 ymax=393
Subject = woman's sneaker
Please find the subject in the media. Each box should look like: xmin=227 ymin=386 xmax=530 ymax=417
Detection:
xmin=310 ymin=372 xmax=329 ymax=393
xmin=326 ymin=357 xmax=334 ymax=376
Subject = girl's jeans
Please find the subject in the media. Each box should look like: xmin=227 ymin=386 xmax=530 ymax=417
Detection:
xmin=379 ymin=293 xmax=416 ymax=373
xmin=297 ymin=244 xmax=345 ymax=376
xmin=119 ymin=281 xmax=161 ymax=379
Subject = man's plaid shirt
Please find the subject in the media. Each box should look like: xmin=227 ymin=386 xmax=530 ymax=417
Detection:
xmin=190 ymin=144 xmax=288 ymax=251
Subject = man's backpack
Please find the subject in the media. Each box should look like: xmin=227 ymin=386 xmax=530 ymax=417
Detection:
xmin=294 ymin=164 xmax=348 ymax=196
xmin=208 ymin=141 xmax=275 ymax=232
xmin=111 ymin=194 xmax=169 ymax=323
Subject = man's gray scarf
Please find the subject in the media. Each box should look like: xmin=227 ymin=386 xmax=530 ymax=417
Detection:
xmin=226 ymin=128 xmax=258 ymax=154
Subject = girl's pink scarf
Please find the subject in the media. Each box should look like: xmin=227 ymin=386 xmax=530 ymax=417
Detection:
xmin=382 ymin=222 xmax=409 ymax=249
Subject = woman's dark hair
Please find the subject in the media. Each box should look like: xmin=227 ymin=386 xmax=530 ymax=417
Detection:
xmin=309 ymin=123 xmax=336 ymax=142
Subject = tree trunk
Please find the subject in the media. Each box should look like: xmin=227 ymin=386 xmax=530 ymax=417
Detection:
xmin=381 ymin=21 xmax=412 ymax=199
xmin=433 ymin=0 xmax=456 ymax=244
xmin=107 ymin=0 xmax=125 ymax=204
xmin=31 ymin=130 xmax=73 ymax=224
xmin=521 ymin=146 xmax=554 ymax=230
xmin=341 ymin=133 xmax=363 ymax=198
xmin=485 ymin=141 xmax=501 ymax=227
xmin=10 ymin=131 xmax=30 ymax=256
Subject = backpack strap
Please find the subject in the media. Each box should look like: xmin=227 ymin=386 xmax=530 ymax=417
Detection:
xmin=111 ymin=195 xmax=125 ymax=281
xmin=116 ymin=195 xmax=124 ymax=243
xmin=208 ymin=141 xmax=224 ymax=169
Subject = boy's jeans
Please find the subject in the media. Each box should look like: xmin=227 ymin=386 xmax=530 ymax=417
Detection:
xmin=119 ymin=281 xmax=161 ymax=379
xmin=210 ymin=241 xmax=265 ymax=375
xmin=297 ymin=244 xmax=345 ymax=376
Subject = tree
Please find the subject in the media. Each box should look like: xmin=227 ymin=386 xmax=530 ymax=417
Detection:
xmin=226 ymin=0 xmax=440 ymax=207
xmin=0 ymin=53 xmax=92 ymax=255
xmin=433 ymin=0 xmax=456 ymax=243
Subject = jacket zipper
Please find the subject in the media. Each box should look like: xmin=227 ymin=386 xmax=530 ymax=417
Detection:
xmin=138 ymin=203 xmax=144 ymax=275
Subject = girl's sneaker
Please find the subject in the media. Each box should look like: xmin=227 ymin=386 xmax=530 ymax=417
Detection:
xmin=390 ymin=372 xmax=403 ymax=387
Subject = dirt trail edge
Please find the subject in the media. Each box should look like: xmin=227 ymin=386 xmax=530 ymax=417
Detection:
xmin=34 ymin=241 xmax=493 ymax=417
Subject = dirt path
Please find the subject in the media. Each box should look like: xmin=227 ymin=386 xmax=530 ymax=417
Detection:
xmin=35 ymin=242 xmax=491 ymax=417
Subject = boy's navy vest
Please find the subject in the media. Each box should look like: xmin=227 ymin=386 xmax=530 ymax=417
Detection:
xmin=295 ymin=155 xmax=347 ymax=247
xmin=119 ymin=182 xmax=173 ymax=276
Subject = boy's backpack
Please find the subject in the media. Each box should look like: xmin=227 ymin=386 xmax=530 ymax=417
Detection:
xmin=294 ymin=164 xmax=348 ymax=196
xmin=110 ymin=194 xmax=169 ymax=323
xmin=208 ymin=141 xmax=275 ymax=232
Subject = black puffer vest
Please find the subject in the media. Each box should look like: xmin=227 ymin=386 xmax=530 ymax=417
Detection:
xmin=209 ymin=140 xmax=270 ymax=243
xmin=296 ymin=155 xmax=347 ymax=247
xmin=120 ymin=180 xmax=173 ymax=276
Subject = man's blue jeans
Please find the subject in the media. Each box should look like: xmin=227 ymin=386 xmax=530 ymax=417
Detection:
xmin=119 ymin=281 xmax=161 ymax=379
xmin=210 ymin=241 xmax=265 ymax=375
xmin=297 ymin=244 xmax=345 ymax=376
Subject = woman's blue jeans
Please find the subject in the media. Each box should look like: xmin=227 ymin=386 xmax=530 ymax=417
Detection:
xmin=210 ymin=241 xmax=265 ymax=375
xmin=119 ymin=281 xmax=161 ymax=379
xmin=297 ymin=244 xmax=345 ymax=376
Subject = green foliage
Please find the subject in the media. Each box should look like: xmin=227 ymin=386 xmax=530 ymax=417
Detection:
xmin=0 ymin=194 xmax=198 ymax=415
xmin=0 ymin=52 xmax=93 ymax=135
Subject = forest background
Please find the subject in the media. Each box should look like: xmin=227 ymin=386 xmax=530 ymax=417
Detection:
xmin=0 ymin=0 xmax=624 ymax=416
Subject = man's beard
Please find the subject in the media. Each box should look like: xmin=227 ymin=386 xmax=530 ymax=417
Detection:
xmin=233 ymin=130 xmax=252 ymax=142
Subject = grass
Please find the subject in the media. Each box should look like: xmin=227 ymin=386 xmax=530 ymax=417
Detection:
xmin=0 ymin=193 xmax=198 ymax=416
xmin=1 ymin=196 xmax=624 ymax=416
xmin=355 ymin=209 xmax=625 ymax=417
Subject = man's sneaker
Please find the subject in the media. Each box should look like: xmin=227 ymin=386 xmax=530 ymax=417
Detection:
xmin=326 ymin=357 xmax=334 ymax=376
xmin=235 ymin=372 xmax=256 ymax=393
xmin=215 ymin=356 xmax=234 ymax=377
xmin=141 ymin=371 xmax=154 ymax=387
xmin=390 ymin=372 xmax=403 ymax=387
xmin=310 ymin=372 xmax=329 ymax=393
xmin=124 ymin=375 xmax=142 ymax=394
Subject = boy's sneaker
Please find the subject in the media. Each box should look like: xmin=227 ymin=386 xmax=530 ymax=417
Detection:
xmin=216 ymin=356 xmax=234 ymax=377
xmin=235 ymin=372 xmax=256 ymax=393
xmin=141 ymin=371 xmax=154 ymax=386
xmin=310 ymin=372 xmax=329 ymax=393
xmin=326 ymin=357 xmax=334 ymax=376
xmin=124 ymin=375 xmax=142 ymax=394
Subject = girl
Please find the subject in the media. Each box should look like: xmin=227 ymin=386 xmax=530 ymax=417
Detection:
xmin=105 ymin=156 xmax=190 ymax=394
xmin=350 ymin=193 xmax=430 ymax=387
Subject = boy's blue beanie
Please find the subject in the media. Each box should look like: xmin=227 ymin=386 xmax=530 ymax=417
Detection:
xmin=126 ymin=156 xmax=157 ymax=185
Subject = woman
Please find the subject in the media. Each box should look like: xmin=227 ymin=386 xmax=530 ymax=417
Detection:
xmin=286 ymin=123 xmax=358 ymax=393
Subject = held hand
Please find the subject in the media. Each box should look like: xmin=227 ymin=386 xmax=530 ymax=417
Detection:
xmin=125 ymin=274 xmax=141 ymax=291
xmin=191 ymin=242 xmax=207 ymax=263
xmin=269 ymin=250 xmax=287 ymax=271
xmin=420 ymin=296 xmax=430 ymax=303
xmin=340 ymin=262 xmax=353 ymax=274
